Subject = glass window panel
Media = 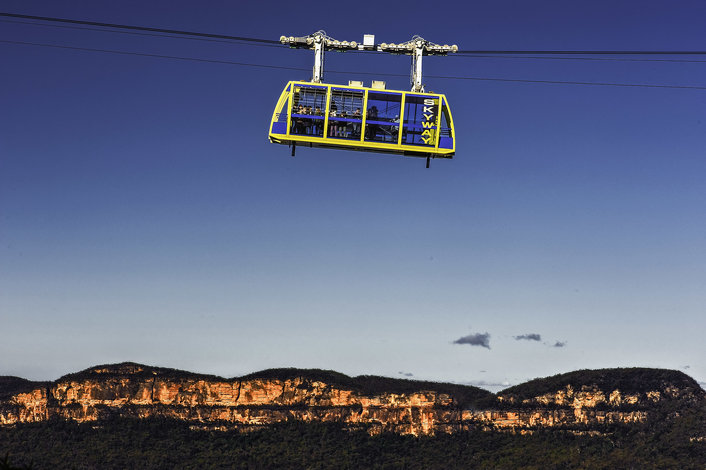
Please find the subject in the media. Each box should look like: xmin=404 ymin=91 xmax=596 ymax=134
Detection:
xmin=329 ymin=89 xmax=364 ymax=140
xmin=402 ymin=95 xmax=439 ymax=147
xmin=365 ymin=92 xmax=402 ymax=143
xmin=440 ymin=99 xmax=452 ymax=138
xmin=276 ymin=98 xmax=288 ymax=125
xmin=290 ymin=86 xmax=327 ymax=137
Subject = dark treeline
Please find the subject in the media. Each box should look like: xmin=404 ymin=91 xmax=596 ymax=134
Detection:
xmin=2 ymin=406 xmax=704 ymax=470
xmin=501 ymin=368 xmax=703 ymax=400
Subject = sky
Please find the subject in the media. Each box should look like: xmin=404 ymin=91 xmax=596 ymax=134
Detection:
xmin=1 ymin=0 xmax=705 ymax=392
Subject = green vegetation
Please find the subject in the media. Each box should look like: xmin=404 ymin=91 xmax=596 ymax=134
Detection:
xmin=2 ymin=364 xmax=704 ymax=468
xmin=501 ymin=368 xmax=704 ymax=400
xmin=0 ymin=378 xmax=47 ymax=401
xmin=1 ymin=452 xmax=32 ymax=470
xmin=1 ymin=410 xmax=704 ymax=470
xmin=57 ymin=362 xmax=223 ymax=383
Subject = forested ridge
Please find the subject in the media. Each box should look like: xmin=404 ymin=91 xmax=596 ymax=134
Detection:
xmin=1 ymin=408 xmax=704 ymax=470
xmin=1 ymin=364 xmax=704 ymax=468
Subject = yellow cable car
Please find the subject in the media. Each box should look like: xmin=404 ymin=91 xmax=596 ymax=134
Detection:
xmin=269 ymin=80 xmax=455 ymax=163
xmin=270 ymin=33 xmax=457 ymax=166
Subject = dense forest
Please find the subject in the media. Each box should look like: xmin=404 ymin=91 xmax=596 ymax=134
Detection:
xmin=500 ymin=368 xmax=703 ymax=400
xmin=2 ymin=404 xmax=704 ymax=470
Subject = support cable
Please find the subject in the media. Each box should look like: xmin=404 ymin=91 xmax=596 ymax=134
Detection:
xmin=0 ymin=12 xmax=281 ymax=44
xmin=3 ymin=12 xmax=706 ymax=55
xmin=0 ymin=18 xmax=286 ymax=48
xmin=3 ymin=39 xmax=705 ymax=90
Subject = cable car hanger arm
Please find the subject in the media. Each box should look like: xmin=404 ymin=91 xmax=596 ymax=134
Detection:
xmin=280 ymin=32 xmax=458 ymax=91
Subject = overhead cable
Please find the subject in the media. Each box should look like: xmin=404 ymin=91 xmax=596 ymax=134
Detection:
xmin=0 ymin=18 xmax=285 ymax=48
xmin=6 ymin=17 xmax=706 ymax=63
xmin=0 ymin=40 xmax=304 ymax=70
xmin=4 ymin=40 xmax=705 ymax=90
xmin=456 ymin=49 xmax=706 ymax=55
xmin=0 ymin=12 xmax=281 ymax=45
xmin=6 ymin=17 xmax=705 ymax=62
xmin=3 ymin=12 xmax=706 ymax=55
xmin=453 ymin=53 xmax=706 ymax=64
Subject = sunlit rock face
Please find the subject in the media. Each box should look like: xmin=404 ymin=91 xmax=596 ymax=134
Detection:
xmin=1 ymin=388 xmax=49 ymax=424
xmin=1 ymin=363 xmax=703 ymax=436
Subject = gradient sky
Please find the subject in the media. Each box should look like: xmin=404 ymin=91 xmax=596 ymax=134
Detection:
xmin=2 ymin=0 xmax=705 ymax=391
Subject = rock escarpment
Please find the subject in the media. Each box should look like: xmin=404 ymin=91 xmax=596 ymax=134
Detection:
xmin=1 ymin=363 xmax=703 ymax=436
xmin=467 ymin=368 xmax=704 ymax=432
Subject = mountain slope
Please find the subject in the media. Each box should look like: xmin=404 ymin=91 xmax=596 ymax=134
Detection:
xmin=0 ymin=362 xmax=703 ymax=437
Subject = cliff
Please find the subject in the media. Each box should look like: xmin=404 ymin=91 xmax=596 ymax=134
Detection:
xmin=468 ymin=368 xmax=705 ymax=432
xmin=1 ymin=363 xmax=703 ymax=437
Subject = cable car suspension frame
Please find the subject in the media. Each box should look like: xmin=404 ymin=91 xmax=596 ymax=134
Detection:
xmin=279 ymin=31 xmax=459 ymax=92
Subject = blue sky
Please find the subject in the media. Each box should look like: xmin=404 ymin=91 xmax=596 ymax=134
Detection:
xmin=1 ymin=0 xmax=705 ymax=391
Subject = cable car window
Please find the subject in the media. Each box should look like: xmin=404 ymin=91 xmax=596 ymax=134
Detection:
xmin=440 ymin=101 xmax=452 ymax=137
xmin=291 ymin=85 xmax=327 ymax=137
xmin=365 ymin=92 xmax=402 ymax=143
xmin=438 ymin=98 xmax=454 ymax=149
xmin=402 ymin=95 xmax=439 ymax=147
xmin=329 ymin=88 xmax=364 ymax=140
xmin=276 ymin=105 xmax=287 ymax=125
xmin=270 ymin=85 xmax=290 ymax=135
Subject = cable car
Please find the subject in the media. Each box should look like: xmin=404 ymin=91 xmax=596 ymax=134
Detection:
xmin=269 ymin=80 xmax=455 ymax=162
xmin=270 ymin=33 xmax=458 ymax=167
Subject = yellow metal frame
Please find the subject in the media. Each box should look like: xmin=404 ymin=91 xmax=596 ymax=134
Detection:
xmin=269 ymin=81 xmax=455 ymax=158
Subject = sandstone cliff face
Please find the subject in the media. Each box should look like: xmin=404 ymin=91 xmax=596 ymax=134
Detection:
xmin=1 ymin=363 xmax=702 ymax=436
xmin=497 ymin=382 xmax=702 ymax=409
xmin=1 ymin=365 xmax=459 ymax=435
